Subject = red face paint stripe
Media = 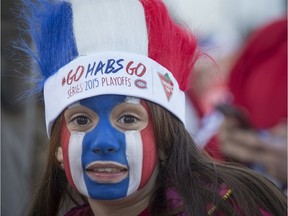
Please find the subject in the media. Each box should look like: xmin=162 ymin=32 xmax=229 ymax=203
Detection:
xmin=61 ymin=118 xmax=78 ymax=190
xmin=139 ymin=101 xmax=157 ymax=188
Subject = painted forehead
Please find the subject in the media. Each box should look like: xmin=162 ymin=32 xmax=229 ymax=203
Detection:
xmin=68 ymin=95 xmax=141 ymax=111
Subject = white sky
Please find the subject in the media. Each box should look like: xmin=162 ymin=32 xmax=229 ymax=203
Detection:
xmin=163 ymin=0 xmax=286 ymax=57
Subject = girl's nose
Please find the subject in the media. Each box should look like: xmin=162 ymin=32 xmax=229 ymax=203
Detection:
xmin=92 ymin=145 xmax=118 ymax=154
xmin=89 ymin=118 xmax=122 ymax=154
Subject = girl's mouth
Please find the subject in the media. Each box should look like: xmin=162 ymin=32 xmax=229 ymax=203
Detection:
xmin=85 ymin=161 xmax=128 ymax=183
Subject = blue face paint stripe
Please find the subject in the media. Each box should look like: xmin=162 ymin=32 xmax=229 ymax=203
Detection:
xmin=79 ymin=95 xmax=131 ymax=199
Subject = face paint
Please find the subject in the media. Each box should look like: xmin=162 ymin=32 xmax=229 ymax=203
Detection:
xmin=61 ymin=95 xmax=157 ymax=200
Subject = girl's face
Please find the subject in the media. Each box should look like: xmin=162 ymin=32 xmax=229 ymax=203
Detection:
xmin=59 ymin=95 xmax=157 ymax=200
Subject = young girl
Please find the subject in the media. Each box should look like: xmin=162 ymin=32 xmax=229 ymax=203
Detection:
xmin=21 ymin=0 xmax=286 ymax=215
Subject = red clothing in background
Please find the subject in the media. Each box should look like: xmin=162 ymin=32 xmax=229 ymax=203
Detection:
xmin=228 ymin=18 xmax=287 ymax=129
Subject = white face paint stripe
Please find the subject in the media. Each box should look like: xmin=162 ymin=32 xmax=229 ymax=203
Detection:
xmin=69 ymin=132 xmax=89 ymax=196
xmin=125 ymin=130 xmax=143 ymax=196
xmin=67 ymin=101 xmax=81 ymax=109
xmin=125 ymin=96 xmax=140 ymax=104
xmin=70 ymin=0 xmax=148 ymax=55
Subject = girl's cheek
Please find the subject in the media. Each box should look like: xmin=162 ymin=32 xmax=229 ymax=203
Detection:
xmin=139 ymin=121 xmax=157 ymax=188
xmin=60 ymin=120 xmax=78 ymax=189
xmin=139 ymin=100 xmax=158 ymax=188
xmin=61 ymin=120 xmax=70 ymax=156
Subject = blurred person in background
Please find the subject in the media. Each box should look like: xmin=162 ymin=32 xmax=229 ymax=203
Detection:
xmin=165 ymin=0 xmax=287 ymax=192
xmin=164 ymin=0 xmax=287 ymax=156
xmin=216 ymin=17 xmax=287 ymax=193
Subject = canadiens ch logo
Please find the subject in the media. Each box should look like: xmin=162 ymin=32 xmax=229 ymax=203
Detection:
xmin=135 ymin=79 xmax=147 ymax=89
xmin=158 ymin=72 xmax=174 ymax=101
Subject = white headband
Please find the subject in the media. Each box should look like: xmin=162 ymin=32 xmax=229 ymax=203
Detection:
xmin=44 ymin=51 xmax=185 ymax=136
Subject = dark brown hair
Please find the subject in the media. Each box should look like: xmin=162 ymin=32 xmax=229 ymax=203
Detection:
xmin=148 ymin=102 xmax=286 ymax=216
xmin=28 ymin=102 xmax=287 ymax=216
xmin=28 ymin=116 xmax=86 ymax=216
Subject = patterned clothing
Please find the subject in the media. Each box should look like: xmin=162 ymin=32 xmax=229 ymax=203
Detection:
xmin=64 ymin=188 xmax=272 ymax=216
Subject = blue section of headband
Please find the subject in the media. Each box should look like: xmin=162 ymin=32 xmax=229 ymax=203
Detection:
xmin=22 ymin=0 xmax=78 ymax=84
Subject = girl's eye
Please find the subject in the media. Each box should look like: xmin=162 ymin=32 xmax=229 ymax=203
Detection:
xmin=118 ymin=114 xmax=138 ymax=125
xmin=72 ymin=116 xmax=90 ymax=126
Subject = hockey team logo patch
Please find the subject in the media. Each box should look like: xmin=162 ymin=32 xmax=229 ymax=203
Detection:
xmin=158 ymin=72 xmax=174 ymax=101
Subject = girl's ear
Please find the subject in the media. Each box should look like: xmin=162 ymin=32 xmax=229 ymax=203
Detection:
xmin=55 ymin=146 xmax=64 ymax=163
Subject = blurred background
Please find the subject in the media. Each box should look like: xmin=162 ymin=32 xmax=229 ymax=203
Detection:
xmin=1 ymin=0 xmax=287 ymax=215
xmin=2 ymin=1 xmax=48 ymax=215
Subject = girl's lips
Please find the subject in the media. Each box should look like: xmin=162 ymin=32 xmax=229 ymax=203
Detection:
xmin=85 ymin=161 xmax=128 ymax=183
